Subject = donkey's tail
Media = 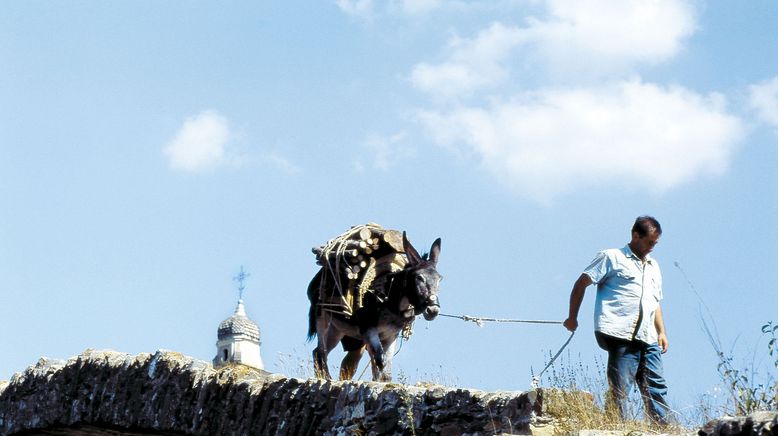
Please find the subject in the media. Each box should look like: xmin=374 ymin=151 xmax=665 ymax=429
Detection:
xmin=306 ymin=268 xmax=323 ymax=341
xmin=307 ymin=305 xmax=316 ymax=341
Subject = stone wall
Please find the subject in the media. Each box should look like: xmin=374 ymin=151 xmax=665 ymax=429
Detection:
xmin=699 ymin=412 xmax=778 ymax=436
xmin=0 ymin=350 xmax=540 ymax=435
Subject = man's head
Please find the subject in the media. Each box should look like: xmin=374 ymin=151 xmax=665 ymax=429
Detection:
xmin=630 ymin=215 xmax=661 ymax=260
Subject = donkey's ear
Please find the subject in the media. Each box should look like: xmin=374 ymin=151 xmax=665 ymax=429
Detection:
xmin=428 ymin=238 xmax=441 ymax=266
xmin=403 ymin=231 xmax=423 ymax=265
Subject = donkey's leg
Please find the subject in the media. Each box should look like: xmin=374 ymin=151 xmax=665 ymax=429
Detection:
xmin=364 ymin=328 xmax=387 ymax=382
xmin=313 ymin=334 xmax=343 ymax=380
xmin=376 ymin=338 xmax=396 ymax=382
xmin=339 ymin=347 xmax=364 ymax=380
xmin=365 ymin=349 xmax=381 ymax=382
xmin=339 ymin=336 xmax=365 ymax=380
xmin=313 ymin=315 xmax=344 ymax=380
xmin=312 ymin=346 xmax=329 ymax=379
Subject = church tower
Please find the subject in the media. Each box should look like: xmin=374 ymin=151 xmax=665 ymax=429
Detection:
xmin=213 ymin=266 xmax=264 ymax=370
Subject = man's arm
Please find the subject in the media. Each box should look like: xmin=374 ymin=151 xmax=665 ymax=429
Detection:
xmin=655 ymin=304 xmax=669 ymax=353
xmin=563 ymin=273 xmax=593 ymax=332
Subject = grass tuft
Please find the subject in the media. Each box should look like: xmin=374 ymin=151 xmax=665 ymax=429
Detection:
xmin=541 ymin=351 xmax=690 ymax=434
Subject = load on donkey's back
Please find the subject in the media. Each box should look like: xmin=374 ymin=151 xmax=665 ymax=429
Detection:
xmin=307 ymin=223 xmax=443 ymax=382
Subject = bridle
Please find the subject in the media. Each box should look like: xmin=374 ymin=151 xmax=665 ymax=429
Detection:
xmin=383 ymin=264 xmax=439 ymax=315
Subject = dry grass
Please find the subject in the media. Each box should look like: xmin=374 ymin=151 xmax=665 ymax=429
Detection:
xmin=274 ymin=348 xmax=315 ymax=379
xmin=541 ymin=387 xmax=692 ymax=435
xmin=540 ymin=352 xmax=692 ymax=435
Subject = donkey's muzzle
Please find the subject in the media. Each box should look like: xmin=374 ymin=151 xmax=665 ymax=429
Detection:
xmin=423 ymin=295 xmax=440 ymax=321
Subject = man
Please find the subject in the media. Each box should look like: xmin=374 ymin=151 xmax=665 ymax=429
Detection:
xmin=563 ymin=216 xmax=670 ymax=424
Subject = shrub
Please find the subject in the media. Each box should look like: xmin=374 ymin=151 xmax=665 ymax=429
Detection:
xmin=708 ymin=321 xmax=778 ymax=415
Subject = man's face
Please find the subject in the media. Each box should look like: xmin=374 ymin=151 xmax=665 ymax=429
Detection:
xmin=631 ymin=228 xmax=660 ymax=259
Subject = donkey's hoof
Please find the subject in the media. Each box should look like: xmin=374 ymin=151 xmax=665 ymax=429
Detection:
xmin=374 ymin=353 xmax=386 ymax=370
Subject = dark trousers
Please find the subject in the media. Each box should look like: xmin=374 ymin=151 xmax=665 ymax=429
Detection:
xmin=595 ymin=332 xmax=670 ymax=424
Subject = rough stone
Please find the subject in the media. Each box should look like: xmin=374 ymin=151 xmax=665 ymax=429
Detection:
xmin=698 ymin=411 xmax=778 ymax=436
xmin=0 ymin=349 xmax=540 ymax=435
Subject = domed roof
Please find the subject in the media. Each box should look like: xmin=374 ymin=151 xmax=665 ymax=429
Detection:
xmin=217 ymin=300 xmax=260 ymax=342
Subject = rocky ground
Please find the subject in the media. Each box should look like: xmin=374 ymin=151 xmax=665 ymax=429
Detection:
xmin=0 ymin=349 xmax=539 ymax=435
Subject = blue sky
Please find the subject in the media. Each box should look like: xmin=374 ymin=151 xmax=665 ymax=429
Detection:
xmin=2 ymin=0 xmax=777 ymax=419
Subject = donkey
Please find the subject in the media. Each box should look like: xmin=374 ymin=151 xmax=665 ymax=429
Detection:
xmin=307 ymin=233 xmax=442 ymax=382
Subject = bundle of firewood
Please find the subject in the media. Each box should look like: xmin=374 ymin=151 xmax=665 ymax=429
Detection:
xmin=312 ymin=223 xmax=407 ymax=316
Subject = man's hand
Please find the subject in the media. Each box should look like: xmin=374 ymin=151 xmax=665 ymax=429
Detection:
xmin=564 ymin=274 xmax=591 ymax=333
xmin=654 ymin=305 xmax=668 ymax=353
xmin=657 ymin=332 xmax=669 ymax=353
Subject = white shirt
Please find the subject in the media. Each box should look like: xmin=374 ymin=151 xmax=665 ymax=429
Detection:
xmin=583 ymin=245 xmax=663 ymax=344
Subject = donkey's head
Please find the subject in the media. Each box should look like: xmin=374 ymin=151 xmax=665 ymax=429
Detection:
xmin=402 ymin=232 xmax=442 ymax=321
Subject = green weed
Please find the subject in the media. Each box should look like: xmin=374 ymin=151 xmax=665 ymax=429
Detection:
xmin=706 ymin=321 xmax=777 ymax=415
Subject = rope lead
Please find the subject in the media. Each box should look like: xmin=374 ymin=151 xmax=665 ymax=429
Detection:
xmin=439 ymin=312 xmax=564 ymax=326
xmin=439 ymin=312 xmax=575 ymax=389
xmin=532 ymin=330 xmax=576 ymax=388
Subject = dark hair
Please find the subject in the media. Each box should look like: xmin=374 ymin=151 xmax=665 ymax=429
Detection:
xmin=632 ymin=215 xmax=662 ymax=237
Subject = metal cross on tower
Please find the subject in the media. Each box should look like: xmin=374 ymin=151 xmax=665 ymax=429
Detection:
xmin=233 ymin=266 xmax=251 ymax=301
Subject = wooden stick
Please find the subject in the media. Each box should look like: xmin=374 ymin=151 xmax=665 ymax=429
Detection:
xmin=358 ymin=228 xmax=372 ymax=241
xmin=382 ymin=230 xmax=404 ymax=252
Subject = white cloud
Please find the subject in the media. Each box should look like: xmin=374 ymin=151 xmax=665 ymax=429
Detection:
xmin=345 ymin=0 xmax=740 ymax=201
xmin=749 ymin=75 xmax=778 ymax=128
xmin=163 ymin=110 xmax=302 ymax=175
xmin=259 ymin=152 xmax=301 ymax=175
xmin=417 ymin=80 xmax=744 ymax=202
xmin=163 ymin=110 xmax=234 ymax=173
xmin=410 ymin=22 xmax=525 ymax=98
xmin=342 ymin=0 xmax=533 ymax=17
xmin=526 ymin=0 xmax=696 ymax=67
xmin=354 ymin=132 xmax=416 ymax=171
xmin=336 ymin=0 xmax=374 ymax=17
xmin=395 ymin=0 xmax=442 ymax=15
xmin=405 ymin=0 xmax=725 ymax=201
xmin=410 ymin=0 xmax=696 ymax=98
xmin=338 ymin=0 xmax=526 ymax=19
